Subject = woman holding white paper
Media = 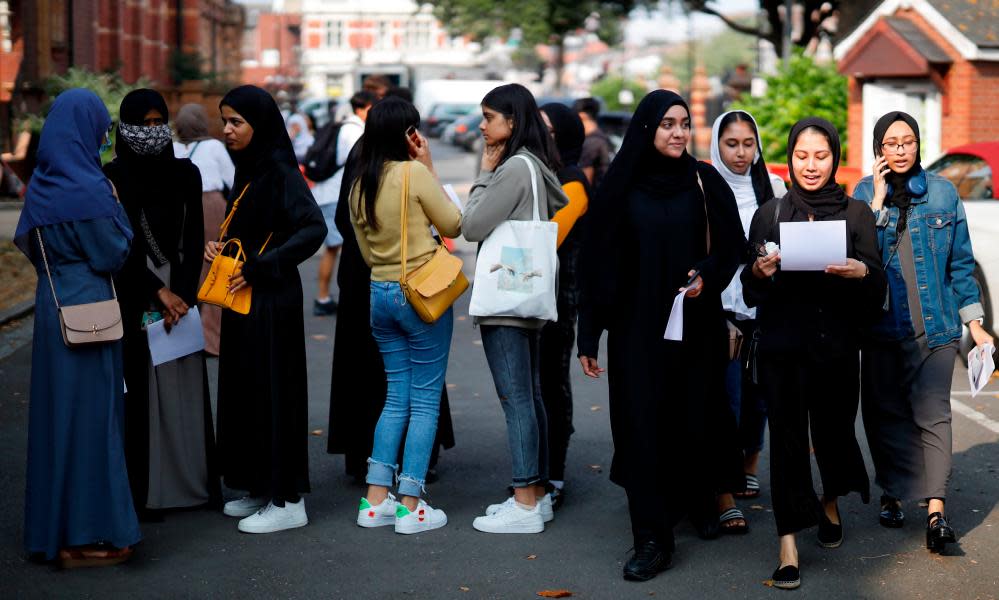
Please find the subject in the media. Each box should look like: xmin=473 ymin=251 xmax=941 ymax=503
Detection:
xmin=105 ymin=90 xmax=220 ymax=519
xmin=577 ymin=90 xmax=745 ymax=581
xmin=855 ymin=111 xmax=992 ymax=553
xmin=741 ymin=117 xmax=886 ymax=589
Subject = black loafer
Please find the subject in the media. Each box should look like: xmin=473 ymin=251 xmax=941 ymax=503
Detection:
xmin=771 ymin=563 xmax=801 ymax=590
xmin=879 ymin=495 xmax=905 ymax=529
xmin=623 ymin=541 xmax=672 ymax=582
xmin=818 ymin=510 xmax=843 ymax=548
xmin=926 ymin=512 xmax=956 ymax=553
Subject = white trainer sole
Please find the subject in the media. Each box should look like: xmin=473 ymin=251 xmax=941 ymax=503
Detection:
xmin=237 ymin=517 xmax=308 ymax=534
xmin=357 ymin=514 xmax=396 ymax=528
xmin=472 ymin=517 xmax=544 ymax=534
xmin=223 ymin=503 xmax=266 ymax=518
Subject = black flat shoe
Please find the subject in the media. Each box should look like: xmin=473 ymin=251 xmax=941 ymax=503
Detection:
xmin=771 ymin=563 xmax=801 ymax=590
xmin=817 ymin=506 xmax=843 ymax=548
xmin=926 ymin=512 xmax=956 ymax=553
xmin=879 ymin=495 xmax=904 ymax=528
xmin=623 ymin=541 xmax=672 ymax=582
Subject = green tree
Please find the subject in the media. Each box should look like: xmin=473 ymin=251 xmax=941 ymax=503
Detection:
xmin=730 ymin=51 xmax=847 ymax=164
xmin=426 ymin=1 xmax=654 ymax=89
xmin=590 ymin=76 xmax=647 ymax=111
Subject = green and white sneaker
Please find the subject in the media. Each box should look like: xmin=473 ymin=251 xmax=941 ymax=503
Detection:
xmin=395 ymin=500 xmax=448 ymax=534
xmin=357 ymin=493 xmax=397 ymax=528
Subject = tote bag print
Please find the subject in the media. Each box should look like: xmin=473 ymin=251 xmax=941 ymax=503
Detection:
xmin=469 ymin=156 xmax=559 ymax=321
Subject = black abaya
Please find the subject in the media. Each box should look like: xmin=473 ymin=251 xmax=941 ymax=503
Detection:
xmin=215 ymin=86 xmax=327 ymax=501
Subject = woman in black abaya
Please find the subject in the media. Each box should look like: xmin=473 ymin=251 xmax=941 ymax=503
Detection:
xmin=576 ymin=90 xmax=745 ymax=581
xmin=104 ymin=89 xmax=219 ymax=519
xmin=206 ymin=85 xmax=326 ymax=533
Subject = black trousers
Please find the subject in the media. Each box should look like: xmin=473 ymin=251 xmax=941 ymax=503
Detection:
xmin=762 ymin=349 xmax=870 ymax=536
xmin=540 ymin=304 xmax=577 ymax=482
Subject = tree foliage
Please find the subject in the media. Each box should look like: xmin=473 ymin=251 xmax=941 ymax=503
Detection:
xmin=590 ymin=76 xmax=648 ymax=111
xmin=730 ymin=51 xmax=847 ymax=164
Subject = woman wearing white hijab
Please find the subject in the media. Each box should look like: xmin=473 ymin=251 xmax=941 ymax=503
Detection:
xmin=710 ymin=111 xmax=786 ymax=520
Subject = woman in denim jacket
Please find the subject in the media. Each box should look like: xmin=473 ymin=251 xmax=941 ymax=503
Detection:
xmin=854 ymin=111 xmax=993 ymax=554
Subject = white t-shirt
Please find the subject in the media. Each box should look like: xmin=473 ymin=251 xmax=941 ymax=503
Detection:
xmin=173 ymin=139 xmax=235 ymax=194
xmin=312 ymin=114 xmax=365 ymax=206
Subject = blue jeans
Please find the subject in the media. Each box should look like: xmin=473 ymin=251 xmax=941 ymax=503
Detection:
xmin=480 ymin=325 xmax=548 ymax=488
xmin=366 ymin=282 xmax=453 ymax=498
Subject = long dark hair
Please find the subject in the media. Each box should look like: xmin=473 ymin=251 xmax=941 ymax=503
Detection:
xmin=353 ymin=97 xmax=419 ymax=230
xmin=717 ymin=110 xmax=776 ymax=204
xmin=481 ymin=84 xmax=559 ymax=171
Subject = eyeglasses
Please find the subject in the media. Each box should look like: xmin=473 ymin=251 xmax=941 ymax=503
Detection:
xmin=881 ymin=139 xmax=917 ymax=154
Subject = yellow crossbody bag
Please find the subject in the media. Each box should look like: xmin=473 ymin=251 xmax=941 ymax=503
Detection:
xmin=197 ymin=184 xmax=272 ymax=315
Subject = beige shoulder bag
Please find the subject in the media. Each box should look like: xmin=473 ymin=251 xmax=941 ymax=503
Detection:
xmin=36 ymin=229 xmax=124 ymax=347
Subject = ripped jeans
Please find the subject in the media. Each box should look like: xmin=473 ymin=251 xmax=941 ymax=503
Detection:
xmin=366 ymin=282 xmax=453 ymax=498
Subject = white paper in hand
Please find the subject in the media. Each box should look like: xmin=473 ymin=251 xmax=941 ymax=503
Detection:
xmin=442 ymin=184 xmax=464 ymax=211
xmin=147 ymin=307 xmax=206 ymax=367
xmin=779 ymin=220 xmax=847 ymax=271
xmin=663 ymin=289 xmax=686 ymax=341
xmin=967 ymin=343 xmax=996 ymax=397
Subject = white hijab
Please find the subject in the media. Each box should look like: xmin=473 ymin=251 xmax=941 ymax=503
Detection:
xmin=710 ymin=111 xmax=763 ymax=236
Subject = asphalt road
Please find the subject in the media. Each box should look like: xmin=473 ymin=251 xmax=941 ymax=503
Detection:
xmin=1 ymin=142 xmax=998 ymax=599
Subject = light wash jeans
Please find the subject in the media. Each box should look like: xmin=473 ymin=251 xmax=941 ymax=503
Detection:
xmin=480 ymin=324 xmax=549 ymax=488
xmin=366 ymin=282 xmax=453 ymax=498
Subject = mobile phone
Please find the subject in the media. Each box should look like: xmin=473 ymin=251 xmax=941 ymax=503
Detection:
xmin=684 ymin=269 xmax=701 ymax=288
xmin=406 ymin=125 xmax=420 ymax=145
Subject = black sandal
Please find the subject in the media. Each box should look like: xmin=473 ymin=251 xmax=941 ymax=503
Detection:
xmin=879 ymin=495 xmax=904 ymax=528
xmin=734 ymin=473 xmax=761 ymax=499
xmin=719 ymin=507 xmax=749 ymax=535
xmin=926 ymin=512 xmax=956 ymax=553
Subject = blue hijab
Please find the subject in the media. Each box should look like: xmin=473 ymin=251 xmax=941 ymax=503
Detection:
xmin=14 ymin=88 xmax=129 ymax=253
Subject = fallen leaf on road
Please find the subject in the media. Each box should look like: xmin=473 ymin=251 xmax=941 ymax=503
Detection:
xmin=537 ymin=591 xmax=572 ymax=598
xmin=311 ymin=429 xmax=324 ymax=436
xmin=589 ymin=464 xmax=602 ymax=473
xmin=762 ymin=580 xmax=774 ymax=587
xmin=310 ymin=334 xmax=328 ymax=341
xmin=447 ymin=384 xmax=457 ymax=389
xmin=526 ymin=554 xmax=537 ymax=560
xmin=472 ymin=340 xmax=482 ymax=345
xmin=458 ymin=316 xmax=467 ymax=321
xmin=750 ymin=504 xmax=765 ymax=511
xmin=459 ymin=586 xmax=470 ymax=592
xmin=971 ymin=559 xmax=979 ymax=564
xmin=590 ymin=405 xmax=601 ymax=411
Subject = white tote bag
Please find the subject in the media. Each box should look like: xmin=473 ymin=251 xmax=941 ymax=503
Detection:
xmin=468 ymin=155 xmax=559 ymax=321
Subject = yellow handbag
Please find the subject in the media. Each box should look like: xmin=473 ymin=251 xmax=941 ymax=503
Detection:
xmin=398 ymin=162 xmax=468 ymax=323
xmin=197 ymin=184 xmax=272 ymax=315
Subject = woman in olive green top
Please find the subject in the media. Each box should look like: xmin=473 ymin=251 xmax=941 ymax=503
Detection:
xmin=349 ymin=97 xmax=462 ymax=535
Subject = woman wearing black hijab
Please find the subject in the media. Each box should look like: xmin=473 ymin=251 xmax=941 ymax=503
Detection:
xmin=741 ymin=117 xmax=886 ymax=589
xmin=538 ymin=103 xmax=591 ymax=509
xmin=205 ymin=85 xmax=326 ymax=533
xmin=104 ymin=89 xmax=219 ymax=520
xmin=855 ymin=112 xmax=990 ymax=552
xmin=576 ymin=90 xmax=745 ymax=581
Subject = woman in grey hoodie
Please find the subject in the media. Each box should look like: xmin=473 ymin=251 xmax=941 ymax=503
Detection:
xmin=462 ymin=84 xmax=569 ymax=534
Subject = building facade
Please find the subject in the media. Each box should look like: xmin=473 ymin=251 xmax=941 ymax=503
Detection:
xmin=299 ymin=0 xmax=478 ymax=99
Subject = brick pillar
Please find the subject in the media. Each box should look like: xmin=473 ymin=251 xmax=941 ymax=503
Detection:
xmin=657 ymin=64 xmax=680 ymax=93
xmin=690 ymin=64 xmax=710 ymax=156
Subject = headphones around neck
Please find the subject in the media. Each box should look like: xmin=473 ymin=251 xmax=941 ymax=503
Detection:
xmin=885 ymin=167 xmax=927 ymax=198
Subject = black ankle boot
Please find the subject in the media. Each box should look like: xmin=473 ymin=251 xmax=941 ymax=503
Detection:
xmin=623 ymin=540 xmax=672 ymax=582
xmin=926 ymin=512 xmax=956 ymax=553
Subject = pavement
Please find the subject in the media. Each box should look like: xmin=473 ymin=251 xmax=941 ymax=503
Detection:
xmin=1 ymin=142 xmax=999 ymax=599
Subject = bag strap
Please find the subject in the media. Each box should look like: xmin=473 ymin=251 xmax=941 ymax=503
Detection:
xmin=514 ymin=155 xmax=541 ymax=222
xmin=189 ymin=140 xmax=201 ymax=159
xmin=217 ymin=183 xmax=273 ymax=255
xmin=35 ymin=228 xmax=117 ymax=310
xmin=399 ymin=162 xmax=412 ymax=283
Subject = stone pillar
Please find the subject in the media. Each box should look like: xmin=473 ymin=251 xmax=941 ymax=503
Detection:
xmin=689 ymin=64 xmax=710 ymax=156
xmin=657 ymin=64 xmax=680 ymax=93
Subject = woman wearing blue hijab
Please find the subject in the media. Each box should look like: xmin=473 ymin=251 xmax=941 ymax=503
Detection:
xmin=17 ymin=88 xmax=141 ymax=567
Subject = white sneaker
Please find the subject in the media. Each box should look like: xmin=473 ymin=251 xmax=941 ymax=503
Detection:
xmin=485 ymin=494 xmax=554 ymax=523
xmin=223 ymin=495 xmax=267 ymax=518
xmin=394 ymin=500 xmax=448 ymax=534
xmin=237 ymin=499 xmax=308 ymax=534
xmin=473 ymin=501 xmax=545 ymax=534
xmin=356 ymin=493 xmax=398 ymax=528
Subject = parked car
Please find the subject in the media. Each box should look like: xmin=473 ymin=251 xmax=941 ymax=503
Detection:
xmin=422 ymin=103 xmax=478 ymax=138
xmin=923 ymin=142 xmax=999 ymax=357
xmin=451 ymin=113 xmax=484 ymax=153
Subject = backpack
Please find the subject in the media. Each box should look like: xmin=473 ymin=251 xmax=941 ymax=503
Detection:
xmin=303 ymin=121 xmax=344 ymax=182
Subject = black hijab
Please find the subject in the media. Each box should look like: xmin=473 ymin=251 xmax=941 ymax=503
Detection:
xmin=582 ymin=90 xmax=698 ymax=316
xmin=873 ymin=111 xmax=921 ymax=234
xmin=219 ymin=85 xmax=298 ymax=194
xmin=785 ymin=117 xmax=848 ymax=219
xmin=540 ymin=102 xmax=588 ymax=191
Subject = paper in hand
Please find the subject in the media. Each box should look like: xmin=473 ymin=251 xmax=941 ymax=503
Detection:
xmin=663 ymin=289 xmax=686 ymax=341
xmin=779 ymin=220 xmax=847 ymax=271
xmin=147 ymin=307 xmax=206 ymax=367
xmin=967 ymin=343 xmax=996 ymax=397
xmin=442 ymin=184 xmax=464 ymax=211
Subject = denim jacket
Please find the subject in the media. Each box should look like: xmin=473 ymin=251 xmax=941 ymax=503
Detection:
xmin=854 ymin=173 xmax=983 ymax=347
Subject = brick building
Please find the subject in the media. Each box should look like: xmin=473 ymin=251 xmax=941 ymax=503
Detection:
xmin=834 ymin=0 xmax=999 ymax=170
xmin=241 ymin=4 xmax=302 ymax=90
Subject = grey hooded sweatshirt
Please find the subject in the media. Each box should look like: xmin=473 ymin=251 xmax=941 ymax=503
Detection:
xmin=462 ymin=148 xmax=569 ymax=329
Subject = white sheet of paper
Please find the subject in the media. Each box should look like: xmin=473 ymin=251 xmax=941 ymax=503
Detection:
xmin=779 ymin=220 xmax=847 ymax=271
xmin=442 ymin=184 xmax=464 ymax=211
xmin=663 ymin=289 xmax=686 ymax=341
xmin=146 ymin=307 xmax=205 ymax=367
xmin=967 ymin=343 xmax=996 ymax=397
